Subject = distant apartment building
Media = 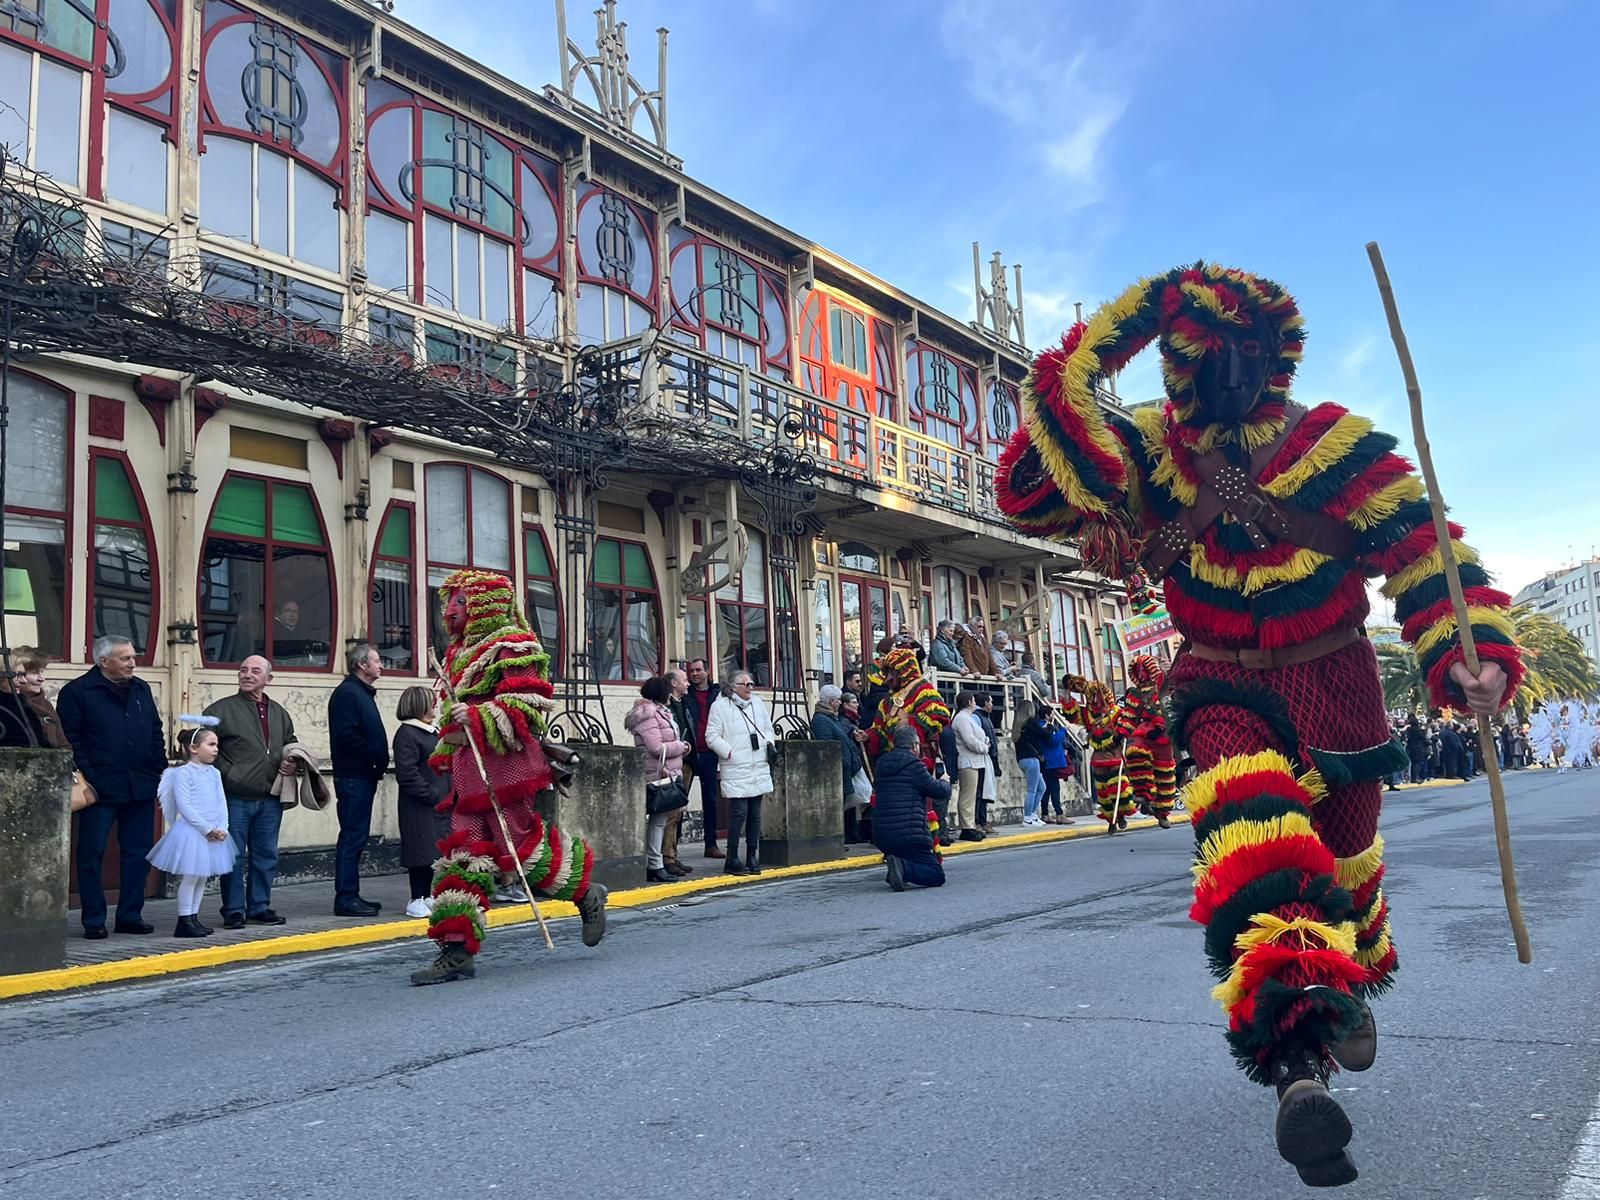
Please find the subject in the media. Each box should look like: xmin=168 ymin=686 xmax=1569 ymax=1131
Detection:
xmin=1513 ymin=558 xmax=1600 ymax=668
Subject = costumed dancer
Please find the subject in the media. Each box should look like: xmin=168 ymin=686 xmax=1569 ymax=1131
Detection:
xmin=1060 ymin=677 xmax=1135 ymax=833
xmin=411 ymin=570 xmax=607 ymax=987
xmin=865 ymin=645 xmax=953 ymax=763
xmin=148 ymin=716 xmax=236 ymax=938
xmin=996 ymin=263 xmax=1521 ymax=1187
xmin=1118 ymin=654 xmax=1178 ymax=828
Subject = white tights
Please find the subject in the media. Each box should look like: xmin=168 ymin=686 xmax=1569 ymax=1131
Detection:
xmin=176 ymin=874 xmax=207 ymax=917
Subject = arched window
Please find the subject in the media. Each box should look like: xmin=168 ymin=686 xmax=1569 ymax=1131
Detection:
xmin=199 ymin=474 xmax=333 ymax=668
xmin=88 ymin=452 xmax=158 ymax=662
xmin=363 ymin=78 xmax=562 ymax=339
xmin=985 ymin=378 xmax=1020 ymax=463
xmin=574 ymin=182 xmax=657 ymax=346
xmin=812 ymin=576 xmax=834 ymax=684
xmin=797 ymin=288 xmax=897 ymax=419
xmin=523 ymin=525 xmax=562 ymax=673
xmin=1048 ymin=589 xmax=1082 ymax=686
xmin=906 ymin=344 xmax=982 ymax=454
xmin=931 ymin=566 xmax=969 ymax=626
xmin=586 ymin=537 xmax=660 ymax=681
xmin=370 ymin=501 xmax=416 ymax=672
xmin=198 ymin=5 xmax=348 ymax=273
xmin=667 ymin=227 xmax=791 ymax=380
xmin=424 ymin=464 xmax=510 ymax=658
xmin=0 ymin=0 xmax=179 ymax=210
xmin=1 ymin=371 xmax=70 ymax=657
xmin=715 ymin=524 xmax=769 ymax=684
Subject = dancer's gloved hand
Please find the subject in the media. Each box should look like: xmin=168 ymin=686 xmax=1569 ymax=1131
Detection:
xmin=1449 ymin=660 xmax=1508 ymax=715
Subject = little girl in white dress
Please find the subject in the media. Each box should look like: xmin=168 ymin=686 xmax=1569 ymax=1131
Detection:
xmin=147 ymin=719 xmax=237 ymax=938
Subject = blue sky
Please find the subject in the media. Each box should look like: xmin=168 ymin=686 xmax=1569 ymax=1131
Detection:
xmin=397 ymin=0 xmax=1598 ymax=607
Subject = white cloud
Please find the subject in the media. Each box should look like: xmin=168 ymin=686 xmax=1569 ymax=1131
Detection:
xmin=937 ymin=0 xmax=1135 ymax=206
xmin=1340 ymin=334 xmax=1376 ymax=378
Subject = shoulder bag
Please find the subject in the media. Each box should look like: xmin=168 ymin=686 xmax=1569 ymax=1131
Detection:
xmin=645 ymin=745 xmax=689 ymax=816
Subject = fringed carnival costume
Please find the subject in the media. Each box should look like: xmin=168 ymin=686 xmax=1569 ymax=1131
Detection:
xmin=866 ymin=646 xmax=953 ymax=761
xmin=411 ymin=569 xmax=608 ymax=986
xmin=1118 ymin=654 xmax=1177 ymax=828
xmin=995 ymin=263 xmax=1521 ymax=1187
xmin=1060 ymin=677 xmax=1134 ymax=831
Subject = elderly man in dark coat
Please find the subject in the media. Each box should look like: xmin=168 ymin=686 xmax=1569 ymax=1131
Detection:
xmin=811 ymin=684 xmax=867 ymax=842
xmin=870 ymin=724 xmax=950 ymax=891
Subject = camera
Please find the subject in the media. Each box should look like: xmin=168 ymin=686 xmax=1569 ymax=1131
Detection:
xmin=749 ymin=732 xmax=761 ymax=752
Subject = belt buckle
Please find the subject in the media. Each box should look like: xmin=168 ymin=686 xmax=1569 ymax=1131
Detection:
xmin=1236 ymin=646 xmax=1275 ymax=671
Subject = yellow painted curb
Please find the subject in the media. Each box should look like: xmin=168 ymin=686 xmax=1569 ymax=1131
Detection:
xmin=0 ymin=812 xmax=1190 ymax=1002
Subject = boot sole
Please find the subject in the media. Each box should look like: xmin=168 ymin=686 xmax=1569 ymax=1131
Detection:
xmin=409 ymin=967 xmax=474 ymax=986
xmin=580 ymin=887 xmax=608 ymax=947
xmin=1329 ymin=1029 xmax=1376 ymax=1072
xmin=1277 ymin=1080 xmax=1356 ymax=1187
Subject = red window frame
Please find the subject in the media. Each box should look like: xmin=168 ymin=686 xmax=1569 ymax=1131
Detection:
xmin=197 ymin=5 xmax=349 ymax=200
xmin=85 ymin=448 xmax=160 ymax=666
xmin=0 ymin=0 xmax=182 ymax=203
xmin=369 ymin=499 xmax=418 ymax=674
xmin=1 ymin=369 xmax=74 ymax=660
xmin=522 ymin=523 xmax=563 ymax=674
xmin=715 ymin=526 xmax=769 ymax=680
xmin=197 ymin=470 xmax=336 ymax=670
xmin=586 ymin=535 xmax=662 ymax=683
xmin=574 ymin=181 xmax=658 ymax=311
xmin=364 ymin=85 xmax=562 ymax=333
xmin=668 ymin=229 xmax=791 ymax=378
xmin=985 ymin=377 xmax=1021 ymax=463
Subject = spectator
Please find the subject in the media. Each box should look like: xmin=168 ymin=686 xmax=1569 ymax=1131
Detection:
xmin=840 ymin=689 xmax=863 ymax=733
xmin=928 ymin=621 xmax=967 ymax=675
xmin=1039 ymin=704 xmax=1075 ymax=825
xmin=1013 ymin=698 xmax=1048 ymax=826
xmin=843 ymin=668 xmax=865 ymax=700
xmin=1405 ymin=715 xmax=1429 ymax=784
xmin=56 ymin=635 xmax=165 ymax=939
xmin=976 ymin=693 xmax=1002 ymax=833
xmin=204 ymin=655 xmax=299 ymax=928
xmin=872 ymin=724 xmax=950 ymax=891
xmin=683 ymin=658 xmax=723 ymax=859
xmin=626 ymin=676 xmax=691 ymax=885
xmin=705 ymin=670 xmax=776 ymax=876
xmin=1018 ymin=650 xmax=1051 ymax=696
xmin=861 ymin=637 xmax=897 ymax=727
xmin=0 ymin=645 xmax=66 ymax=749
xmin=328 ymin=643 xmax=389 ymax=917
xmin=393 ymin=685 xmax=449 ymax=919
xmin=935 ymin=719 xmax=958 ymax=846
xmin=951 ymin=691 xmax=989 ymax=842
xmin=147 ymin=723 xmax=235 ymax=939
xmin=662 ymin=667 xmax=694 ymax=876
xmin=1438 ymin=721 xmax=1464 ymax=781
xmin=812 ymin=684 xmax=867 ymax=842
xmin=1498 ymin=721 xmax=1516 ymax=771
xmin=989 ymin=631 xmax=1018 ymax=679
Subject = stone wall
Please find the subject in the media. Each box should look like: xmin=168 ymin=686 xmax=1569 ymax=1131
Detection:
xmin=759 ymin=739 xmax=844 ymax=868
xmin=536 ymin=743 xmax=645 ymax=893
xmin=0 ymin=748 xmax=73 ymax=975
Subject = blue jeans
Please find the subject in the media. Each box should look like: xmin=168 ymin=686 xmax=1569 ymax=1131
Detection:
xmin=219 ymin=797 xmax=283 ymax=917
xmin=1020 ymin=757 xmax=1045 ymax=820
xmin=895 ymin=849 xmax=945 ymax=888
xmin=334 ymin=776 xmax=378 ymax=905
xmin=76 ymin=800 xmax=155 ymax=929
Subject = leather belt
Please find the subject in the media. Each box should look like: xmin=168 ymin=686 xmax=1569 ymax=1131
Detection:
xmin=1182 ymin=627 xmax=1362 ymax=672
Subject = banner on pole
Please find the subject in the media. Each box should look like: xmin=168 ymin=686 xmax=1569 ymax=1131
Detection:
xmin=1109 ymin=606 xmax=1178 ymax=654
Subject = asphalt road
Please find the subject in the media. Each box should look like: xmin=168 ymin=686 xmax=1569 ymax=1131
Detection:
xmin=3 ymin=767 xmax=1598 ymax=1200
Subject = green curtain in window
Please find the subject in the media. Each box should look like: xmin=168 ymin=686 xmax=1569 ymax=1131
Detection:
xmin=271 ymin=485 xmax=325 ymax=545
xmin=593 ymin=538 xmax=621 ymax=586
xmin=4 ymin=566 xmax=34 ymax=610
xmin=525 ymin=529 xmax=551 ymax=575
xmin=623 ymin=543 xmax=653 ymax=589
xmin=378 ymin=506 xmax=412 ymax=557
xmin=211 ymin=477 xmax=268 ymax=538
xmin=94 ymin=457 xmax=142 ymax=522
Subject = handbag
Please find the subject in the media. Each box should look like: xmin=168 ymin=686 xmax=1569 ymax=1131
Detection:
xmin=70 ymin=770 xmax=96 ymax=813
xmin=645 ymin=746 xmax=689 ymax=815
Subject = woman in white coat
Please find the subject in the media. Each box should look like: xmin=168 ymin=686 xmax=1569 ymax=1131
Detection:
xmin=950 ymin=691 xmax=991 ymax=842
xmin=704 ymin=670 xmax=777 ymax=876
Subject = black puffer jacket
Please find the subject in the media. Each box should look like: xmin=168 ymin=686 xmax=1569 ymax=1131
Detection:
xmin=871 ymin=749 xmax=951 ymax=857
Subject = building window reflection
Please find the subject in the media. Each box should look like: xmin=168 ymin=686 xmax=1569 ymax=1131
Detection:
xmin=89 ymin=452 xmax=158 ymax=661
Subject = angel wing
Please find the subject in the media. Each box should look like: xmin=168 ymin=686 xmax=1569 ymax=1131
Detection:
xmin=1527 ymin=709 xmax=1557 ymax=761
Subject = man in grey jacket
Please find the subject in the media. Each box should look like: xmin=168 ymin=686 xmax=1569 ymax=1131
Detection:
xmin=205 ymin=656 xmax=299 ymax=929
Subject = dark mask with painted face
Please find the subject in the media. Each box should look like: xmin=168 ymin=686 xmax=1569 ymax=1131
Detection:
xmin=1192 ymin=308 xmax=1280 ymax=425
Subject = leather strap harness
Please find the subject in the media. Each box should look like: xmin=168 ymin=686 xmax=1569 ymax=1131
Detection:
xmin=1140 ymin=402 xmax=1358 ymax=582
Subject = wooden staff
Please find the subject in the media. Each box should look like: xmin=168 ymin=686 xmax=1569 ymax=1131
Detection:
xmin=430 ymin=651 xmax=555 ymax=952
xmin=1366 ymin=241 xmax=1532 ymax=964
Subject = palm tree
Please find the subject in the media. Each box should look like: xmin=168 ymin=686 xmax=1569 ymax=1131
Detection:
xmin=1512 ymin=605 xmax=1600 ymax=719
xmin=1376 ymin=643 xmax=1427 ymax=715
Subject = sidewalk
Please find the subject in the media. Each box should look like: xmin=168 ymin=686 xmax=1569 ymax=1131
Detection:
xmin=3 ymin=813 xmax=1178 ymax=1001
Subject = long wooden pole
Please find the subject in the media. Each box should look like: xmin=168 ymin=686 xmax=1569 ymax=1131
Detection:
xmin=430 ymin=651 xmax=555 ymax=952
xmin=1365 ymin=241 xmax=1532 ymax=965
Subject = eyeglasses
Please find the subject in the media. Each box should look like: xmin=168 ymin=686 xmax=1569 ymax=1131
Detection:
xmin=734 ymin=680 xmax=753 ymax=688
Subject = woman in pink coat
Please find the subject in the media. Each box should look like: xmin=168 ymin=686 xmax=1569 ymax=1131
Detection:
xmin=625 ymin=675 xmax=692 ymax=884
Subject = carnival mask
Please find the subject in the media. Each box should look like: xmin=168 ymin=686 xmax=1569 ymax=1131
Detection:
xmin=1193 ymin=307 xmax=1280 ymax=425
